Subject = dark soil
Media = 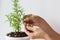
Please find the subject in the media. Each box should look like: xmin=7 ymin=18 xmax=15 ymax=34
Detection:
xmin=7 ymin=32 xmax=28 ymax=37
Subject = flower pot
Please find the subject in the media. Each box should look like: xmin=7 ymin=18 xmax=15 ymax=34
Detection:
xmin=6 ymin=36 xmax=30 ymax=40
xmin=6 ymin=32 xmax=30 ymax=40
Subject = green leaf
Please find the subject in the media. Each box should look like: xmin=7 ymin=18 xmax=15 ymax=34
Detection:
xmin=6 ymin=0 xmax=25 ymax=32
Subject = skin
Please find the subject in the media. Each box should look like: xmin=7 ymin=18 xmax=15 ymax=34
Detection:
xmin=23 ymin=14 xmax=60 ymax=40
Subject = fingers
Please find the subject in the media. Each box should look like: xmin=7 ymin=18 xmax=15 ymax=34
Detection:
xmin=22 ymin=14 xmax=35 ymax=25
xmin=23 ymin=18 xmax=30 ymax=22
xmin=26 ymin=26 xmax=36 ymax=31
xmin=24 ymin=27 xmax=32 ymax=36
xmin=23 ymin=15 xmax=34 ymax=24
xmin=24 ymin=26 xmax=36 ymax=37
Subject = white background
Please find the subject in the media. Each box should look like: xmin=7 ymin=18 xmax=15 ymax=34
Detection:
xmin=0 ymin=0 xmax=60 ymax=40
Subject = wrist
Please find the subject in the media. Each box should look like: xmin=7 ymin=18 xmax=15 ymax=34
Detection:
xmin=44 ymin=34 xmax=52 ymax=40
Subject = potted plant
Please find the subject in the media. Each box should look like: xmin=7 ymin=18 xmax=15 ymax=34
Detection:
xmin=6 ymin=0 xmax=30 ymax=40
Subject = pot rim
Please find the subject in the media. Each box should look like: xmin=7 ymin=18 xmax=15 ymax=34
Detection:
xmin=5 ymin=35 xmax=29 ymax=38
xmin=6 ymin=31 xmax=29 ymax=38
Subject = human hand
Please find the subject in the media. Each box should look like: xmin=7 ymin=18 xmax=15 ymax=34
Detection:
xmin=22 ymin=14 xmax=47 ymax=39
xmin=23 ymin=14 xmax=45 ymax=26
xmin=23 ymin=14 xmax=60 ymax=40
xmin=24 ymin=25 xmax=46 ymax=39
xmin=23 ymin=14 xmax=51 ymax=33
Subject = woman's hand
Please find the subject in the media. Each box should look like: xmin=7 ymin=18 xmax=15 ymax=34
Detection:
xmin=23 ymin=14 xmax=60 ymax=40
xmin=23 ymin=14 xmax=45 ymax=26
xmin=24 ymin=25 xmax=46 ymax=39
xmin=23 ymin=14 xmax=47 ymax=39
xmin=23 ymin=14 xmax=48 ymax=33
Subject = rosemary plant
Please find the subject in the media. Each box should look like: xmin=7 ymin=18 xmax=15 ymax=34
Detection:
xmin=6 ymin=0 xmax=25 ymax=32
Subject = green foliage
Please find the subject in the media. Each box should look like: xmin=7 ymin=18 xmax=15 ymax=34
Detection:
xmin=6 ymin=0 xmax=25 ymax=32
